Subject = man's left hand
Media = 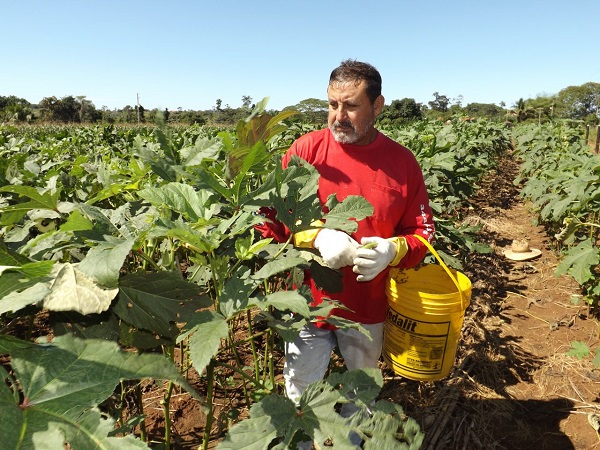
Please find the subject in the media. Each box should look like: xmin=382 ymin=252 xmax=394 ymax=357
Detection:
xmin=353 ymin=237 xmax=398 ymax=282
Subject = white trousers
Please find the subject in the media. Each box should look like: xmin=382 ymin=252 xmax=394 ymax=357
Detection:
xmin=284 ymin=322 xmax=384 ymax=404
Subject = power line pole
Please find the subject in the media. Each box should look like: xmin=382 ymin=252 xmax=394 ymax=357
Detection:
xmin=136 ymin=93 xmax=140 ymax=124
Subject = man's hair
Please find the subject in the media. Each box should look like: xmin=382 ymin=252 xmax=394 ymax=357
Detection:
xmin=329 ymin=59 xmax=382 ymax=103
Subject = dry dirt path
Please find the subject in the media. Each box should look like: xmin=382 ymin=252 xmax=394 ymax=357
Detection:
xmin=382 ymin=152 xmax=600 ymax=449
xmin=489 ymin=201 xmax=599 ymax=450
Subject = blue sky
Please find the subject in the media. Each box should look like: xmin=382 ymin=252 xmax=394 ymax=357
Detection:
xmin=3 ymin=1 xmax=598 ymax=111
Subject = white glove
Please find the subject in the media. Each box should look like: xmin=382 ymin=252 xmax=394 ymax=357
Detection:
xmin=313 ymin=229 xmax=359 ymax=269
xmin=353 ymin=237 xmax=398 ymax=282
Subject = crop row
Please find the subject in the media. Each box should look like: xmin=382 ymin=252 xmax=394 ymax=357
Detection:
xmin=513 ymin=123 xmax=600 ymax=303
xmin=0 ymin=106 xmax=512 ymax=449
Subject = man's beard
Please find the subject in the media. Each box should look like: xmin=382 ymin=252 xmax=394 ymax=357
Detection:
xmin=329 ymin=118 xmax=373 ymax=144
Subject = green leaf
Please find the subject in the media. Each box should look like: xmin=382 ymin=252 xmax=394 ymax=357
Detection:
xmin=113 ymin=271 xmax=210 ymax=337
xmin=0 ymin=367 xmax=23 ymax=450
xmin=62 ymin=408 xmax=151 ymax=449
xmin=219 ymin=266 xmax=256 ymax=319
xmin=196 ymin=166 xmax=233 ymax=202
xmin=0 ymin=284 xmax=50 ymax=314
xmin=257 ymin=291 xmax=311 ymax=318
xmin=17 ymin=260 xmax=55 ymax=279
xmin=138 ymin=183 xmax=217 ymax=222
xmin=19 ymin=230 xmax=74 ymax=261
xmin=78 ymin=237 xmax=135 ymax=288
xmin=77 ymin=202 xmax=149 ymax=240
xmin=180 ymin=137 xmax=222 ymax=166
xmin=0 ymin=335 xmax=37 ymax=354
xmin=18 ymin=335 xmax=193 ymax=406
xmin=567 ymin=340 xmax=590 ymax=359
xmin=0 ymin=260 xmax=54 ymax=278
xmin=51 ymin=311 xmax=120 ymax=341
xmin=219 ymin=368 xmax=423 ymax=450
xmin=133 ymin=139 xmax=178 ymax=183
xmin=218 ymin=210 xmax=262 ymax=238
xmin=0 ymin=209 xmax=27 ymax=226
xmin=217 ymin=394 xmax=298 ymax=450
xmin=85 ymin=181 xmax=140 ymax=206
xmin=265 ymin=314 xmax=309 ymax=342
xmin=1 ymin=334 xmax=196 ymax=449
xmin=60 ymin=209 xmax=94 ymax=232
xmin=322 ymin=195 xmax=374 ymax=233
xmin=235 ymin=235 xmax=273 ymax=261
xmin=555 ymin=239 xmax=600 ymax=285
xmin=252 ymin=254 xmax=307 ymax=282
xmin=0 ymin=185 xmax=61 ymax=212
xmin=229 ymin=141 xmax=271 ymax=192
xmin=186 ymin=310 xmax=229 ymax=375
xmin=325 ymin=369 xmax=383 ymax=405
xmin=0 ymin=240 xmax=31 ymax=265
xmin=309 ymin=260 xmax=344 ymax=293
xmin=0 ymin=255 xmax=55 ymax=315
xmin=153 ymin=218 xmax=222 ymax=253
xmin=250 ymin=158 xmax=322 ymax=231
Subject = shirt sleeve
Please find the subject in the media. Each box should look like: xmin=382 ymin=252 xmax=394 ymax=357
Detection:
xmin=394 ymin=158 xmax=435 ymax=268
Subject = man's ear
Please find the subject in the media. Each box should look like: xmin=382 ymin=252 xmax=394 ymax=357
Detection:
xmin=374 ymin=95 xmax=385 ymax=116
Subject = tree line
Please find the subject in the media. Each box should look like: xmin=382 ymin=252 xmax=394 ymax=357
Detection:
xmin=1 ymin=82 xmax=599 ymax=126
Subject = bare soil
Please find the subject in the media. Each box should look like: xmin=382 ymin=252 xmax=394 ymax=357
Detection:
xmin=120 ymin=149 xmax=600 ymax=448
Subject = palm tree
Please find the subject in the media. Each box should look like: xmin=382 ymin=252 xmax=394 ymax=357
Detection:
xmin=516 ymin=98 xmax=526 ymax=123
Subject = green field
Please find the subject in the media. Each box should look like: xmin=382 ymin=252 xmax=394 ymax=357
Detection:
xmin=1 ymin=108 xmax=598 ymax=449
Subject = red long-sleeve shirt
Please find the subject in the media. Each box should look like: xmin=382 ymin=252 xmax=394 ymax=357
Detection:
xmin=260 ymin=128 xmax=434 ymax=325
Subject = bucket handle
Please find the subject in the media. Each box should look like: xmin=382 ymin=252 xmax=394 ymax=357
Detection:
xmin=412 ymin=234 xmax=465 ymax=306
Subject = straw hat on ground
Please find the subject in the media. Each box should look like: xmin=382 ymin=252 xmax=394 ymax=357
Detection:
xmin=503 ymin=239 xmax=542 ymax=261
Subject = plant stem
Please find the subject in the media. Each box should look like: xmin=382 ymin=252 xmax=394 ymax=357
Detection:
xmin=265 ymin=328 xmax=275 ymax=388
xmin=135 ymin=383 xmax=147 ymax=443
xmin=135 ymin=248 xmax=161 ymax=271
xmin=162 ymin=381 xmax=174 ymax=450
xmin=26 ymin=313 xmax=35 ymax=341
xmin=221 ymin=327 xmax=271 ymax=348
xmin=215 ymin=361 xmax=268 ymax=390
xmin=161 ymin=344 xmax=176 ymax=448
xmin=201 ymin=360 xmax=216 ymax=450
xmin=274 ymin=234 xmax=294 ymax=259
xmin=208 ymin=252 xmax=222 ymax=311
xmin=141 ymin=238 xmax=156 ymax=270
xmin=118 ymin=381 xmax=126 ymax=429
xmin=246 ymin=309 xmax=261 ymax=380
xmin=227 ymin=332 xmax=252 ymax=406
xmin=179 ymin=339 xmax=187 ymax=378
xmin=174 ymin=253 xmax=184 ymax=280
xmin=263 ymin=284 xmax=276 ymax=387
xmin=0 ymin=317 xmax=20 ymax=334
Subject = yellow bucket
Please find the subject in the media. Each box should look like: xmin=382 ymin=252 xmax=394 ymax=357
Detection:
xmin=383 ymin=235 xmax=471 ymax=381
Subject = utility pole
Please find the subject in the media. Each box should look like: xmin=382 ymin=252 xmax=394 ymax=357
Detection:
xmin=136 ymin=93 xmax=140 ymax=124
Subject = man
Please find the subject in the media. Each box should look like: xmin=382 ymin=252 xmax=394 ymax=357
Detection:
xmin=258 ymin=59 xmax=434 ymax=404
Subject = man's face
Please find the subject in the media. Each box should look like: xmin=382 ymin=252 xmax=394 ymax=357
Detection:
xmin=327 ymin=80 xmax=383 ymax=145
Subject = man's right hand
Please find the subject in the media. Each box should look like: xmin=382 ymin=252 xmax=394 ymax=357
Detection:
xmin=313 ymin=229 xmax=359 ymax=269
